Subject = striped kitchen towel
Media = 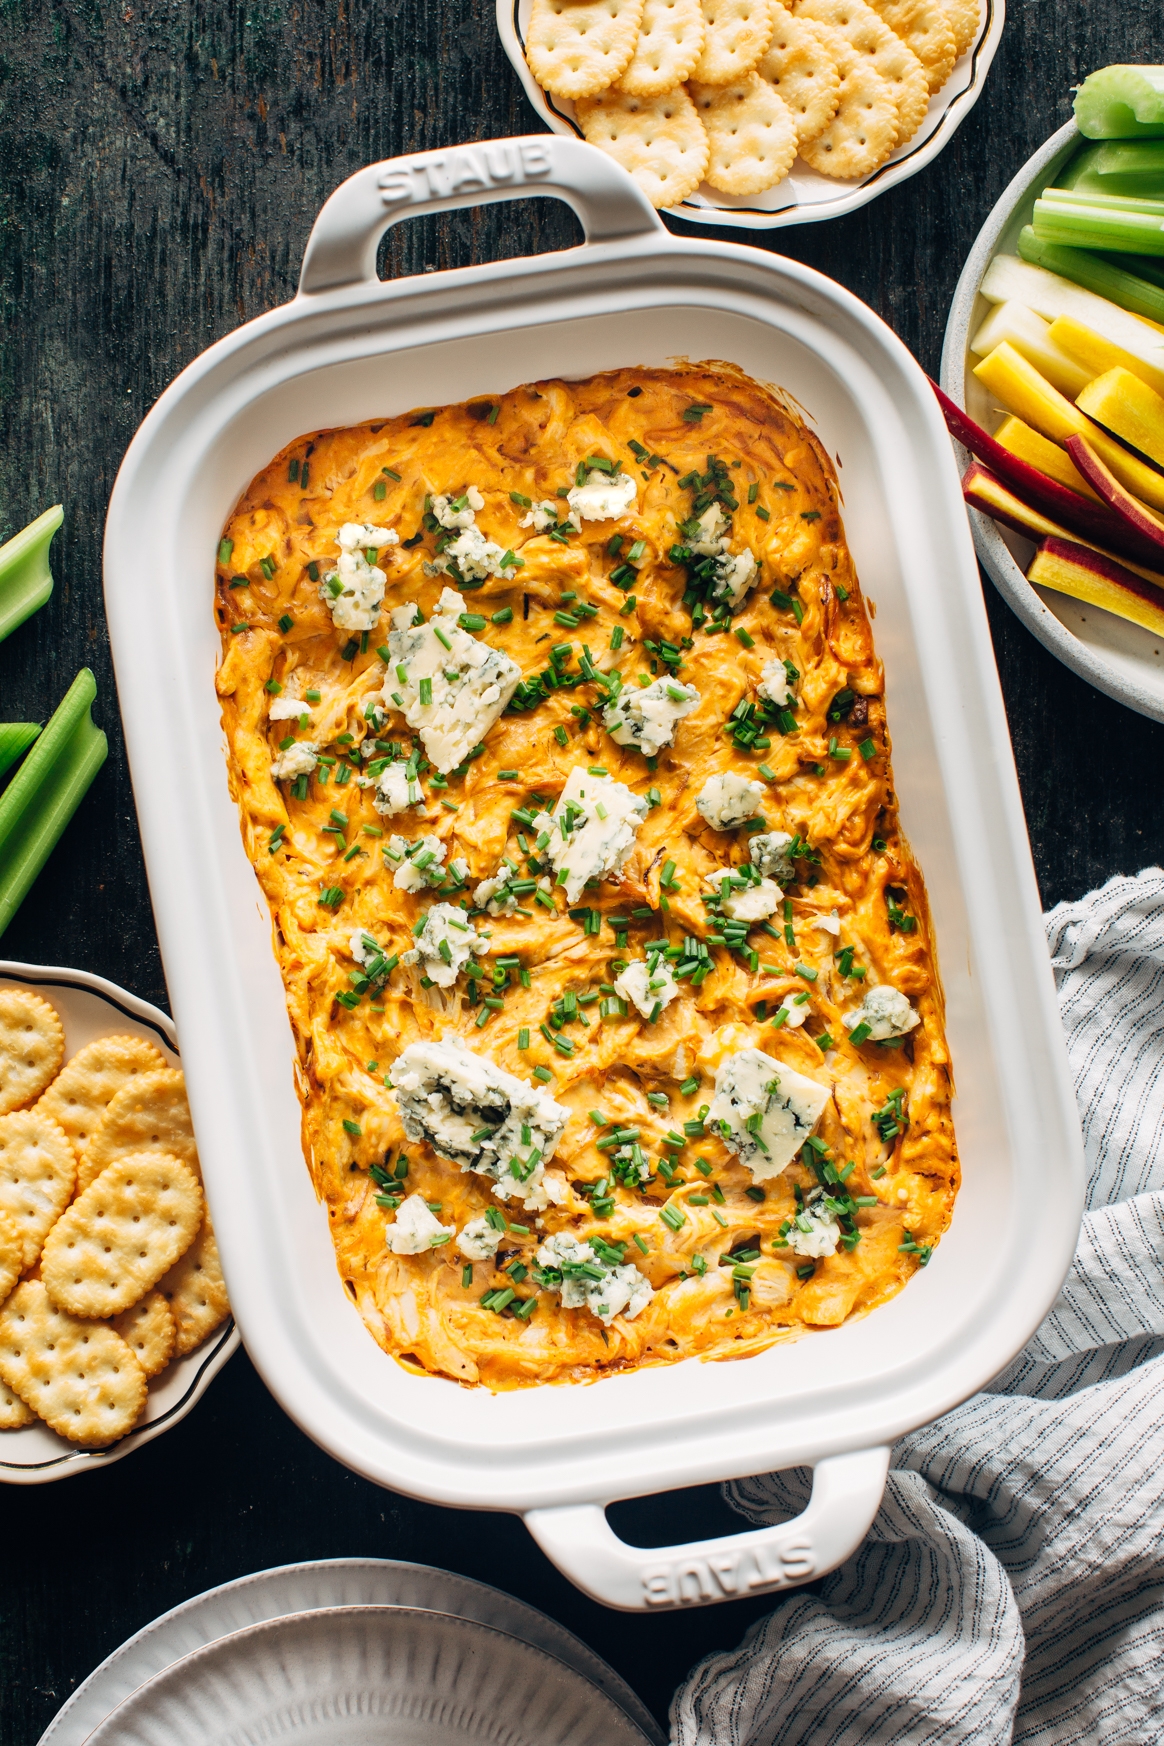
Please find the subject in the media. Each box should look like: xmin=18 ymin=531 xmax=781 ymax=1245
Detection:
xmin=672 ymin=867 xmax=1164 ymax=1746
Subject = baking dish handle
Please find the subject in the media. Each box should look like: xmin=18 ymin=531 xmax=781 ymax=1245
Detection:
xmin=524 ymin=1445 xmax=889 ymax=1612
xmin=297 ymin=134 xmax=664 ymax=296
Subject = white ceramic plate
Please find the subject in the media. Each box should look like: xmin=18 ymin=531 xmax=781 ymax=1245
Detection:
xmin=85 ymin=1605 xmax=655 ymax=1746
xmin=940 ymin=118 xmax=1164 ymax=725
xmin=0 ymin=960 xmax=239 ymax=1483
xmin=497 ymin=0 xmax=1004 ymax=230
xmin=38 ymin=1557 xmax=663 ymax=1746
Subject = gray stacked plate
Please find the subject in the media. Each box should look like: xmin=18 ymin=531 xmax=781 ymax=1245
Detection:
xmin=39 ymin=1560 xmax=662 ymax=1746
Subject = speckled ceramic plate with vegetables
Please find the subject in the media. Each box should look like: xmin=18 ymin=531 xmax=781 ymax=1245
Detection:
xmin=942 ymin=67 xmax=1164 ymax=723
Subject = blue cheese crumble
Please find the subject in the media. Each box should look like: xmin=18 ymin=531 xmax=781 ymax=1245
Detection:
xmin=845 ymin=984 xmax=919 ymax=1040
xmin=320 ymin=523 xmax=399 ymax=633
xmin=758 ymin=658 xmax=796 ymax=709
xmin=425 ymin=487 xmax=511 ymax=583
xmin=268 ymin=696 xmax=314 ymax=723
xmin=457 ymin=1216 xmax=503 ymax=1262
xmin=782 ymin=1190 xmax=840 ymax=1258
xmin=707 ymin=865 xmax=782 ymax=922
xmin=708 ymin=1046 xmax=830 ymax=1180
xmin=401 ymin=903 xmax=485 ymax=988
xmin=534 ymin=1232 xmax=653 ymax=1325
xmin=687 ymin=503 xmax=758 ymax=607
xmin=391 ymin=1035 xmax=570 ymax=1210
xmin=750 ymin=830 xmax=796 ymax=884
xmin=532 ymin=766 xmax=649 ymax=905
xmin=603 ymin=676 xmax=700 ymax=757
xmin=373 ymin=762 xmax=423 ymax=816
xmin=381 ymin=588 xmax=521 ymax=773
xmin=567 ymin=468 xmax=637 ymax=523
xmin=269 ymin=740 xmax=319 ymax=781
xmin=384 ymin=834 xmax=453 ymax=891
xmin=613 ymin=957 xmax=679 ymax=1020
xmin=386 ymin=1192 xmax=453 ymax=1255
xmin=696 ymin=771 xmax=765 ymax=831
xmin=473 ymin=866 xmax=519 ymax=916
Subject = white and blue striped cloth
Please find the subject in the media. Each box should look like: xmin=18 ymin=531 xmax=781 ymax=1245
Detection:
xmin=673 ymin=868 xmax=1164 ymax=1746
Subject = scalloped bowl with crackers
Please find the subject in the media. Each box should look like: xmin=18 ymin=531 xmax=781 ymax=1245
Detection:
xmin=0 ymin=962 xmax=237 ymax=1483
xmin=499 ymin=0 xmax=1003 ymax=227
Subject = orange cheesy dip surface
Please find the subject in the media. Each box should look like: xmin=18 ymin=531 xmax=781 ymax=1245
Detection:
xmin=215 ymin=362 xmax=958 ymax=1390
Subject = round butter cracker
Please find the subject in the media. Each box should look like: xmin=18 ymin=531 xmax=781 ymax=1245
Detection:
xmin=526 ymin=0 xmax=646 ymax=98
xmin=78 ymin=1068 xmax=199 ymax=1197
xmin=112 ymin=1289 xmax=177 ymax=1380
xmin=791 ymin=0 xmax=928 ymax=147
xmin=798 ymin=30 xmax=897 ymax=177
xmin=37 ymin=1033 xmax=168 ymax=1162
xmin=689 ymin=73 xmax=798 ymax=194
xmin=690 ymin=0 xmax=775 ymax=84
xmin=867 ymin=0 xmax=954 ymax=93
xmin=757 ymin=7 xmax=840 ymax=143
xmin=0 ymin=1109 xmax=76 ymax=1270
xmin=619 ymin=0 xmax=706 ymax=94
xmin=0 ymin=1280 xmax=147 ymax=1447
xmin=42 ymin=1151 xmax=203 ymax=1319
xmin=0 ymin=988 xmax=64 ymax=1117
xmin=158 ymin=1215 xmax=230 ymax=1357
xmin=577 ymin=86 xmax=710 ymax=207
xmin=939 ymin=0 xmax=978 ymax=56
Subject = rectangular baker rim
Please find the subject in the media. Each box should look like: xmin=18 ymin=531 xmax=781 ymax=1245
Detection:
xmin=103 ymin=136 xmax=1084 ymax=1608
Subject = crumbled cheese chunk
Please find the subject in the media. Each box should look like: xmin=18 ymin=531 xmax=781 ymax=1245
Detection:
xmin=268 ymin=696 xmax=313 ymax=722
xmin=758 ymin=659 xmax=796 ymax=709
xmin=774 ymin=994 xmax=810 ymax=1030
xmin=614 ymin=957 xmax=679 ymax=1020
xmin=431 ymin=488 xmax=484 ymax=530
xmin=815 ymin=910 xmax=842 ymax=936
xmin=473 ymin=872 xmax=518 ymax=917
xmin=386 ymin=833 xmax=447 ymax=891
xmin=846 ymin=984 xmax=919 ymax=1040
xmin=349 ymin=929 xmax=377 ymax=966
xmin=689 ymin=503 xmax=729 ymax=554
xmin=684 ymin=503 xmax=758 ymax=606
xmin=532 ymin=765 xmax=649 ymax=904
xmin=382 ymin=588 xmax=521 ymax=773
xmin=391 ymin=1035 xmax=570 ymax=1209
xmin=566 ymin=468 xmax=637 ymax=523
xmin=749 ymin=830 xmax=796 ymax=884
xmin=707 ymin=867 xmax=781 ymax=922
xmin=696 ymin=771 xmax=765 ymax=831
xmin=535 ymin=1232 xmax=653 ymax=1325
xmin=269 ymin=740 xmax=319 ymax=781
xmin=319 ymin=523 xmax=399 ymax=633
xmin=708 ymin=1046 xmax=830 ymax=1180
xmin=401 ymin=902 xmax=484 ymax=988
xmin=784 ymin=1191 xmax=840 ymax=1258
xmin=714 ymin=549 xmax=758 ymax=607
xmin=603 ymin=677 xmax=700 ymax=757
xmin=373 ymin=762 xmax=423 ymax=816
xmin=386 ymin=1192 xmax=453 ymax=1256
xmin=520 ymin=500 xmax=564 ymax=533
xmin=457 ymin=1216 xmax=503 ymax=1262
xmin=426 ymin=489 xmax=510 ymax=581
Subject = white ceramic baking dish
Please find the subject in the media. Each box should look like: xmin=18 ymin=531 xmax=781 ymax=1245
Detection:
xmin=104 ymin=135 xmax=1084 ymax=1612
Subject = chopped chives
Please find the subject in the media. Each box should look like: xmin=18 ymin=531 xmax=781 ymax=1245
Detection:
xmin=492 ymin=607 xmax=514 ymax=625
xmin=533 ymin=1065 xmax=553 ymax=1082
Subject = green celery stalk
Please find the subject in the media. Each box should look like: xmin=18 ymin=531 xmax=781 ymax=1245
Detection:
xmin=1059 ymin=140 xmax=1164 ymax=198
xmin=0 ymin=669 xmax=108 ymax=938
xmin=1018 ymin=225 xmax=1164 ymax=325
xmin=1098 ymin=250 xmax=1164 ymax=291
xmin=0 ymin=505 xmax=63 ymax=645
xmin=0 ymin=724 xmax=42 ymax=780
xmin=1075 ymin=66 xmax=1164 ymax=140
xmin=1031 ymin=190 xmax=1164 ymax=256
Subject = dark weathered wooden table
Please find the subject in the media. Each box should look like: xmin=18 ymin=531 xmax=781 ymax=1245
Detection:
xmin=1 ymin=2 xmax=1159 ymax=1737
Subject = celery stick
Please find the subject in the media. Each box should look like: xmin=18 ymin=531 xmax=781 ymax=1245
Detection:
xmin=0 ymin=724 xmax=41 ymax=781
xmin=1100 ymin=252 xmax=1164 ymax=292
xmin=1018 ymin=226 xmax=1164 ymax=325
xmin=1059 ymin=140 xmax=1164 ymax=198
xmin=1031 ymin=192 xmax=1164 ymax=257
xmin=0 ymin=671 xmax=107 ymax=937
xmin=0 ymin=505 xmax=63 ymax=645
xmin=1075 ymin=66 xmax=1164 ymax=140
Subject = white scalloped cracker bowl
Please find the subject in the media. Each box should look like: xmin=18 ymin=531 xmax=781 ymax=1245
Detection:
xmin=0 ymin=963 xmax=238 ymax=1484
xmin=941 ymin=118 xmax=1164 ymax=725
xmin=498 ymin=0 xmax=1004 ymax=229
